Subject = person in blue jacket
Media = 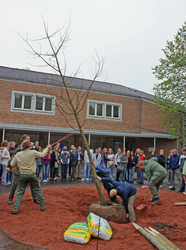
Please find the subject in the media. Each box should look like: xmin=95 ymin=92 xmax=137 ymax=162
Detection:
xmin=99 ymin=176 xmax=137 ymax=222
xmin=96 ymin=165 xmax=120 ymax=204
xmin=169 ymin=149 xmax=181 ymax=191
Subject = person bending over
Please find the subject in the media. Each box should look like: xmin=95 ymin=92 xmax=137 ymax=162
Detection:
xmin=98 ymin=176 xmax=137 ymax=222
xmin=138 ymin=157 xmax=167 ymax=204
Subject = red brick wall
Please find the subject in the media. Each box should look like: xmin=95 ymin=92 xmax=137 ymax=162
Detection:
xmin=0 ymin=79 xmax=169 ymax=134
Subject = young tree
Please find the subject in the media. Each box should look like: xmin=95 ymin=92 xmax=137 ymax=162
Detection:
xmin=19 ymin=20 xmax=107 ymax=205
xmin=152 ymin=21 xmax=186 ymax=142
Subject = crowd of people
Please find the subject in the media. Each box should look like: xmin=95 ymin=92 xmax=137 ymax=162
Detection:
xmin=1 ymin=134 xmax=186 ymax=219
xmin=0 ymin=138 xmax=186 ymax=192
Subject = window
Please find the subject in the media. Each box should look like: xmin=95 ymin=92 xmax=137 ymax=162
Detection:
xmin=35 ymin=96 xmax=52 ymax=112
xmin=14 ymin=94 xmax=32 ymax=110
xmin=89 ymin=102 xmax=103 ymax=117
xmin=87 ymin=100 xmax=122 ymax=121
xmin=11 ymin=91 xmax=55 ymax=115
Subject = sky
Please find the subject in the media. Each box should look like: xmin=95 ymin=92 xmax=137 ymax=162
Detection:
xmin=1 ymin=0 xmax=186 ymax=94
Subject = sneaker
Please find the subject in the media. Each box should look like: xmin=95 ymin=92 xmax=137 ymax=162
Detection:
xmin=8 ymin=199 xmax=13 ymax=205
xmin=41 ymin=206 xmax=47 ymax=211
xmin=159 ymin=185 xmax=163 ymax=188
xmin=86 ymin=178 xmax=89 ymax=181
xmin=149 ymin=198 xmax=154 ymax=202
xmin=81 ymin=178 xmax=85 ymax=181
xmin=43 ymin=180 xmax=47 ymax=183
xmin=11 ymin=208 xmax=19 ymax=214
xmin=152 ymin=197 xmax=161 ymax=205
xmin=169 ymin=186 xmax=173 ymax=188
xmin=8 ymin=181 xmax=12 ymax=185
xmin=170 ymin=187 xmax=175 ymax=190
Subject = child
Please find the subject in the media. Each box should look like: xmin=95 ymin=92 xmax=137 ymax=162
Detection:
xmin=61 ymin=146 xmax=70 ymax=180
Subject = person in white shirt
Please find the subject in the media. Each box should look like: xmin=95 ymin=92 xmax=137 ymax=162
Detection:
xmin=81 ymin=146 xmax=93 ymax=181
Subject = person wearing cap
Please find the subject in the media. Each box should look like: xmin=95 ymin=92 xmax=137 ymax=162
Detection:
xmin=7 ymin=134 xmax=39 ymax=205
xmin=10 ymin=140 xmax=51 ymax=214
xmin=138 ymin=157 xmax=167 ymax=204
xmin=98 ymin=176 xmax=137 ymax=222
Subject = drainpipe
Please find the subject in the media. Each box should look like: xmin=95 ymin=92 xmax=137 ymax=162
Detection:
xmin=123 ymin=136 xmax=125 ymax=151
xmin=48 ymin=131 xmax=51 ymax=145
xmin=2 ymin=128 xmax=5 ymax=141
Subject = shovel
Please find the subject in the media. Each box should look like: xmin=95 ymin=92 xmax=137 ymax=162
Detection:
xmin=136 ymin=188 xmax=149 ymax=210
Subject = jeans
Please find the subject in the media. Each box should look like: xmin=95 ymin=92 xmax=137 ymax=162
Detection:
xmin=36 ymin=164 xmax=42 ymax=179
xmin=43 ymin=163 xmax=50 ymax=181
xmin=119 ymin=166 xmax=127 ymax=182
xmin=2 ymin=164 xmax=8 ymax=184
xmin=109 ymin=164 xmax=114 ymax=179
xmin=84 ymin=162 xmax=90 ymax=179
xmin=7 ymin=171 xmax=13 ymax=182
xmin=180 ymin=168 xmax=185 ymax=191
xmin=168 ymin=171 xmax=172 ymax=186
xmin=138 ymin=169 xmax=144 ymax=183
xmin=128 ymin=167 xmax=135 ymax=182
xmin=61 ymin=163 xmax=68 ymax=179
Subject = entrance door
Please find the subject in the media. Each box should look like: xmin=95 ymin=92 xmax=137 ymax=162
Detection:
xmin=115 ymin=142 xmax=123 ymax=153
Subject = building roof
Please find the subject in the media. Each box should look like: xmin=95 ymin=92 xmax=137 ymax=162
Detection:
xmin=0 ymin=66 xmax=154 ymax=101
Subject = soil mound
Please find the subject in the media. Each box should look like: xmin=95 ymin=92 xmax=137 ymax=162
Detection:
xmin=0 ymin=185 xmax=186 ymax=249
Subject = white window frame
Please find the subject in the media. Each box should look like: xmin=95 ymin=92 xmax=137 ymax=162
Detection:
xmin=11 ymin=91 xmax=56 ymax=115
xmin=87 ymin=100 xmax=122 ymax=121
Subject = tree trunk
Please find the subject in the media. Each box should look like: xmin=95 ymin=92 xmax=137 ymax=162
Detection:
xmin=80 ymin=129 xmax=107 ymax=205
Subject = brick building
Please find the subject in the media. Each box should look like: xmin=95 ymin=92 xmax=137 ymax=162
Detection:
xmin=0 ymin=66 xmax=180 ymax=157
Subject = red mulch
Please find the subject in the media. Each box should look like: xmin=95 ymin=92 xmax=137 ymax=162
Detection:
xmin=0 ymin=185 xmax=186 ymax=250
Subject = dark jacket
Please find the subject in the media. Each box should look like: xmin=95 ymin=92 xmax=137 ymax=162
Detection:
xmin=169 ymin=154 xmax=180 ymax=170
xmin=61 ymin=152 xmax=70 ymax=164
xmin=101 ymin=177 xmax=137 ymax=214
xmin=70 ymin=151 xmax=78 ymax=167
xmin=51 ymin=151 xmax=58 ymax=167
xmin=96 ymin=165 xmax=113 ymax=190
xmin=128 ymin=155 xmax=138 ymax=168
xmin=157 ymin=155 xmax=166 ymax=168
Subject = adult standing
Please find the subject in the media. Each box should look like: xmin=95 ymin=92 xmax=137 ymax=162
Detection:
xmin=10 ymin=140 xmax=51 ymax=214
xmin=169 ymin=149 xmax=181 ymax=191
xmin=115 ymin=148 xmax=122 ymax=181
xmin=178 ymin=148 xmax=186 ymax=192
xmin=119 ymin=151 xmax=128 ymax=183
xmin=166 ymin=150 xmax=173 ymax=188
xmin=70 ymin=147 xmax=78 ymax=181
xmin=51 ymin=146 xmax=60 ymax=181
xmin=61 ymin=146 xmax=70 ymax=180
xmin=1 ymin=140 xmax=10 ymax=185
xmin=157 ymin=149 xmax=166 ymax=187
xmin=138 ymin=157 xmax=167 ymax=204
xmin=43 ymin=150 xmax=51 ymax=183
xmin=68 ymin=145 xmax=74 ymax=177
xmin=8 ymin=134 xmax=39 ymax=205
xmin=128 ymin=151 xmax=138 ymax=183
xmin=82 ymin=146 xmax=93 ymax=181
xmin=107 ymin=148 xmax=115 ymax=178
xmin=76 ymin=146 xmax=84 ymax=179
xmin=102 ymin=148 xmax=108 ymax=167
xmin=93 ymin=148 xmax=102 ymax=168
